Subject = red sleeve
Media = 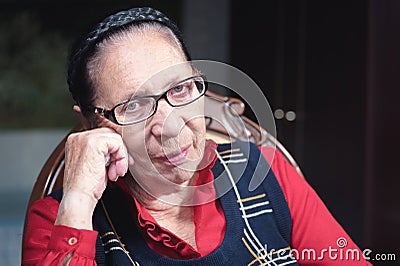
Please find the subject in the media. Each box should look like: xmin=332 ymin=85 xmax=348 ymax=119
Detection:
xmin=22 ymin=196 xmax=98 ymax=266
xmin=260 ymin=146 xmax=372 ymax=265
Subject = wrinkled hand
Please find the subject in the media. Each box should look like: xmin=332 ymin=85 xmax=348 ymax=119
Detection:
xmin=55 ymin=127 xmax=133 ymax=229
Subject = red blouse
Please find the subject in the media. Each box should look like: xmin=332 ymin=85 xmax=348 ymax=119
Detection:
xmin=22 ymin=140 xmax=371 ymax=265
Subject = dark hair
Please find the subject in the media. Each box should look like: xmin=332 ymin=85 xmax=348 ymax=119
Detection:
xmin=67 ymin=7 xmax=191 ymax=114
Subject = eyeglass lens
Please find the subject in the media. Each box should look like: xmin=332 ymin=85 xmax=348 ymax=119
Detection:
xmin=114 ymin=76 xmax=205 ymax=125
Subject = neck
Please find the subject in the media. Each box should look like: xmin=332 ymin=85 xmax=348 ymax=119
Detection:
xmin=125 ymin=172 xmax=198 ymax=212
xmin=125 ymin=174 xmax=198 ymax=249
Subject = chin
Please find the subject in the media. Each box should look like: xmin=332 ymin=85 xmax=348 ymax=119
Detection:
xmin=156 ymin=160 xmax=196 ymax=184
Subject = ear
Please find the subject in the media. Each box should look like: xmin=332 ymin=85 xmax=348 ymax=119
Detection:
xmin=73 ymin=105 xmax=92 ymax=129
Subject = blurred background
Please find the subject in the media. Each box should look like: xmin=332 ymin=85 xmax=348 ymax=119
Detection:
xmin=1 ymin=0 xmax=399 ymax=264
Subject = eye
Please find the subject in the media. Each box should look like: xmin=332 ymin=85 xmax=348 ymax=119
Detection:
xmin=169 ymin=80 xmax=194 ymax=98
xmin=124 ymin=101 xmax=138 ymax=112
xmin=171 ymin=85 xmax=188 ymax=95
xmin=116 ymin=100 xmax=144 ymax=116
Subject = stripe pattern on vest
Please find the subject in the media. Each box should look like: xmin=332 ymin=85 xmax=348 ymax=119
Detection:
xmin=217 ymin=145 xmax=297 ymax=266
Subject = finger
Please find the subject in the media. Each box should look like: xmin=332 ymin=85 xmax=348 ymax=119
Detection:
xmin=107 ymin=162 xmax=118 ymax=182
xmin=115 ymin=158 xmax=128 ymax=178
xmin=105 ymin=142 xmax=129 ymax=172
xmin=105 ymin=153 xmax=111 ymax=167
xmin=93 ymin=126 xmax=132 ymax=166
xmin=90 ymin=128 xmax=131 ymax=178
xmin=97 ymin=134 xmax=129 ymax=179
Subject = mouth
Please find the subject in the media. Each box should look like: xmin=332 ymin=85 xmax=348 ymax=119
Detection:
xmin=153 ymin=145 xmax=191 ymax=165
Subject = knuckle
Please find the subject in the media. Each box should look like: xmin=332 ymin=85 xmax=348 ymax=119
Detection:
xmin=65 ymin=134 xmax=77 ymax=149
xmin=66 ymin=132 xmax=91 ymax=150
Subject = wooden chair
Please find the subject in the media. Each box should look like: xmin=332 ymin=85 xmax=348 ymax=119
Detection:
xmin=23 ymin=91 xmax=303 ymax=242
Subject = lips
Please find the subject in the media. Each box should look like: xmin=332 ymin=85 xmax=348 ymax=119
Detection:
xmin=165 ymin=145 xmax=191 ymax=164
xmin=152 ymin=145 xmax=191 ymax=165
xmin=149 ymin=145 xmax=191 ymax=165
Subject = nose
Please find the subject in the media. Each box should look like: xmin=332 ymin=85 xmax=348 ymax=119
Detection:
xmin=150 ymin=100 xmax=184 ymax=139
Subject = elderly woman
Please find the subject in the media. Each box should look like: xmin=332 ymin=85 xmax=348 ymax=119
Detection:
xmin=23 ymin=7 xmax=371 ymax=266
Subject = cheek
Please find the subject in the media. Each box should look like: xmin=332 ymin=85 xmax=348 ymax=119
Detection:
xmin=182 ymin=99 xmax=206 ymax=139
xmin=184 ymin=117 xmax=206 ymax=163
xmin=122 ymin=125 xmax=149 ymax=164
xmin=187 ymin=117 xmax=206 ymax=143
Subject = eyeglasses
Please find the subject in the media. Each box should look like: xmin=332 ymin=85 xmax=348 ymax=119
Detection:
xmin=88 ymin=75 xmax=207 ymax=126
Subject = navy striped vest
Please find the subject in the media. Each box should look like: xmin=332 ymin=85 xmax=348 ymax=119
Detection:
xmin=52 ymin=141 xmax=298 ymax=265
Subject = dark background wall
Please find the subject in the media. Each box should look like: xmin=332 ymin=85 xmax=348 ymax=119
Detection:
xmin=231 ymin=0 xmax=400 ymax=258
xmin=366 ymin=0 xmax=400 ymax=255
xmin=231 ymin=0 xmax=368 ymax=247
xmin=230 ymin=0 xmax=400 ymax=259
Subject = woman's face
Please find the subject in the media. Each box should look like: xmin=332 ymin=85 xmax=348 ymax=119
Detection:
xmin=92 ymin=31 xmax=206 ymax=196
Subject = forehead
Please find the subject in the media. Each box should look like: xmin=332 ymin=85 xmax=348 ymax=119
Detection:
xmin=93 ymin=31 xmax=190 ymax=106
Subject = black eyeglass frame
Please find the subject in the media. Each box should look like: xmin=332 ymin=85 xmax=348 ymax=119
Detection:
xmin=87 ymin=74 xmax=207 ymax=126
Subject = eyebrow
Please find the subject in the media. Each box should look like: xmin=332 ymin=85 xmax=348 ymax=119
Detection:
xmin=120 ymin=73 xmax=193 ymax=102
